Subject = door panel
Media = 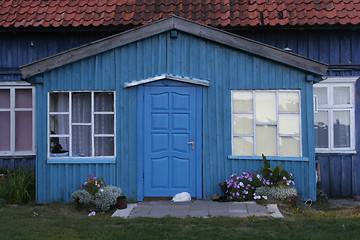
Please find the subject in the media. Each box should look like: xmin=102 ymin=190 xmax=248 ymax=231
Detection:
xmin=144 ymin=86 xmax=197 ymax=197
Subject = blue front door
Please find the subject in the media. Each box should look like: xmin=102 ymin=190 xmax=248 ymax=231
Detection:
xmin=143 ymin=85 xmax=199 ymax=197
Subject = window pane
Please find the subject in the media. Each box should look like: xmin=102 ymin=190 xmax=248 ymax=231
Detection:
xmin=95 ymin=114 xmax=114 ymax=134
xmin=334 ymin=111 xmax=350 ymax=148
xmin=49 ymin=114 xmax=69 ymax=134
xmin=15 ymin=111 xmax=32 ymax=151
xmin=50 ymin=93 xmax=69 ymax=112
xmin=0 ymin=111 xmax=10 ymax=151
xmin=50 ymin=137 xmax=69 ymax=155
xmin=95 ymin=137 xmax=114 ymax=156
xmin=314 ymin=111 xmax=329 ymax=148
xmin=255 ymin=91 xmax=276 ymax=123
xmin=0 ymin=89 xmax=10 ymax=108
xmin=15 ymin=89 xmax=32 ymax=108
xmin=72 ymin=125 xmax=91 ymax=156
xmin=333 ymin=87 xmax=350 ymax=105
xmin=233 ymin=91 xmax=253 ymax=112
xmin=95 ymin=92 xmax=114 ymax=112
xmin=233 ymin=114 xmax=253 ymax=135
xmin=280 ymin=137 xmax=300 ymax=157
xmin=278 ymin=91 xmax=299 ymax=112
xmin=256 ymin=125 xmax=277 ymax=156
xmin=313 ymin=87 xmax=327 ymax=105
xmin=279 ymin=114 xmax=300 ymax=135
xmin=72 ymin=92 xmax=91 ymax=123
xmin=233 ymin=136 xmax=253 ymax=156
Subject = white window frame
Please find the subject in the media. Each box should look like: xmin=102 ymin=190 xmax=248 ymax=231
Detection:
xmin=48 ymin=91 xmax=116 ymax=159
xmin=0 ymin=83 xmax=35 ymax=156
xmin=314 ymin=77 xmax=356 ymax=153
xmin=231 ymin=90 xmax=302 ymax=157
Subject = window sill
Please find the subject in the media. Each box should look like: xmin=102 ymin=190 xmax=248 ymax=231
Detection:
xmin=315 ymin=150 xmax=356 ymax=154
xmin=47 ymin=158 xmax=116 ymax=164
xmin=0 ymin=154 xmax=36 ymax=158
xmin=227 ymin=155 xmax=309 ymax=162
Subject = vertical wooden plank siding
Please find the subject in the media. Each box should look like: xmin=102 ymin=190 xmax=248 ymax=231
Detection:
xmin=166 ymin=32 xmax=317 ymax=200
xmin=0 ymin=156 xmax=35 ymax=170
xmin=36 ymin=49 xmax=120 ymax=203
xmin=34 ymin=34 xmax=168 ymax=203
xmin=32 ymin=31 xmax=319 ymax=202
xmin=317 ymin=154 xmax=359 ymax=198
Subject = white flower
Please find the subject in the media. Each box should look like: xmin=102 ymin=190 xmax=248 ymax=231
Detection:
xmin=263 ymin=195 xmax=268 ymax=200
xmin=239 ymin=182 xmax=244 ymax=187
xmin=257 ymin=174 xmax=260 ymax=179
xmin=88 ymin=211 xmax=96 ymax=216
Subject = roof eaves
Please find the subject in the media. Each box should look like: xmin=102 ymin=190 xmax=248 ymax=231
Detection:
xmin=172 ymin=16 xmax=328 ymax=76
xmin=20 ymin=16 xmax=328 ymax=79
xmin=20 ymin=17 xmax=176 ymax=78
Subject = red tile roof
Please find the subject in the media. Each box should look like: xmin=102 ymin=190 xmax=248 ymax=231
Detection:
xmin=1 ymin=0 xmax=360 ymax=28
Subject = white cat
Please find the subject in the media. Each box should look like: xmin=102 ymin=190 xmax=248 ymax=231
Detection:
xmin=171 ymin=192 xmax=191 ymax=202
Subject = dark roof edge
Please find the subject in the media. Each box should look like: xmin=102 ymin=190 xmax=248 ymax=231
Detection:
xmin=20 ymin=16 xmax=328 ymax=78
xmin=172 ymin=17 xmax=328 ymax=75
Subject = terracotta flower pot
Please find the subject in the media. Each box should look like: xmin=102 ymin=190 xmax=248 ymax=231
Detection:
xmin=117 ymin=196 xmax=127 ymax=209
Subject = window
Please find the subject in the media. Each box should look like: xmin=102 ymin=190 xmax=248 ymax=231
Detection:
xmin=232 ymin=90 xmax=301 ymax=157
xmin=314 ymin=78 xmax=355 ymax=152
xmin=48 ymin=91 xmax=115 ymax=158
xmin=0 ymin=86 xmax=35 ymax=155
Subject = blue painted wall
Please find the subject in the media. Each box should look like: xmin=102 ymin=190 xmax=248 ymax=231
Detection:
xmin=29 ymin=30 xmax=320 ymax=202
xmin=3 ymin=28 xmax=360 ymax=199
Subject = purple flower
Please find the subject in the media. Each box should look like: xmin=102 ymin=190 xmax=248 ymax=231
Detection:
xmin=236 ymin=192 xmax=240 ymax=196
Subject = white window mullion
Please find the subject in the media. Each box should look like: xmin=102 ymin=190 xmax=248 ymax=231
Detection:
xmin=350 ymin=108 xmax=355 ymax=150
xmin=32 ymin=87 xmax=35 ymax=154
xmin=47 ymin=92 xmax=50 ymax=158
xmin=91 ymin=92 xmax=95 ymax=157
xmin=276 ymin=91 xmax=280 ymax=157
xmin=10 ymin=88 xmax=15 ymax=154
xmin=113 ymin=92 xmax=116 ymax=157
xmin=231 ymin=91 xmax=234 ymax=155
xmin=69 ymin=92 xmax=72 ymax=156
xmin=253 ymin=91 xmax=256 ymax=156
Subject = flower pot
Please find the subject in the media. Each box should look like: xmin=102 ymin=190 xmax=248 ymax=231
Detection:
xmin=117 ymin=196 xmax=127 ymax=209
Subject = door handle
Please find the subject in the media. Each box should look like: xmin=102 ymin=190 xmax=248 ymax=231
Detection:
xmin=187 ymin=138 xmax=194 ymax=150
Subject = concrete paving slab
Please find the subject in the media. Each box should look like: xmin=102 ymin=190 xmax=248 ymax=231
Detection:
xmin=267 ymin=204 xmax=284 ymax=218
xmin=329 ymin=199 xmax=360 ymax=209
xmin=111 ymin=203 xmax=137 ymax=218
xmin=124 ymin=200 xmax=283 ymax=219
xmin=148 ymin=205 xmax=171 ymax=218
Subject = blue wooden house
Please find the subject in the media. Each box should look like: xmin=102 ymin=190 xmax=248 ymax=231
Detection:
xmin=18 ymin=16 xmax=327 ymax=203
xmin=1 ymin=0 xmax=359 ymax=200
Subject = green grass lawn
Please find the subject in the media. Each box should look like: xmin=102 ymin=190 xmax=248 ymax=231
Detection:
xmin=1 ymin=202 xmax=360 ymax=240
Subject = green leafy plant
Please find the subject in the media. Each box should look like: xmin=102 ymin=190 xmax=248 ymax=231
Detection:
xmin=0 ymin=168 xmax=35 ymax=204
xmin=260 ymin=154 xmax=295 ymax=187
